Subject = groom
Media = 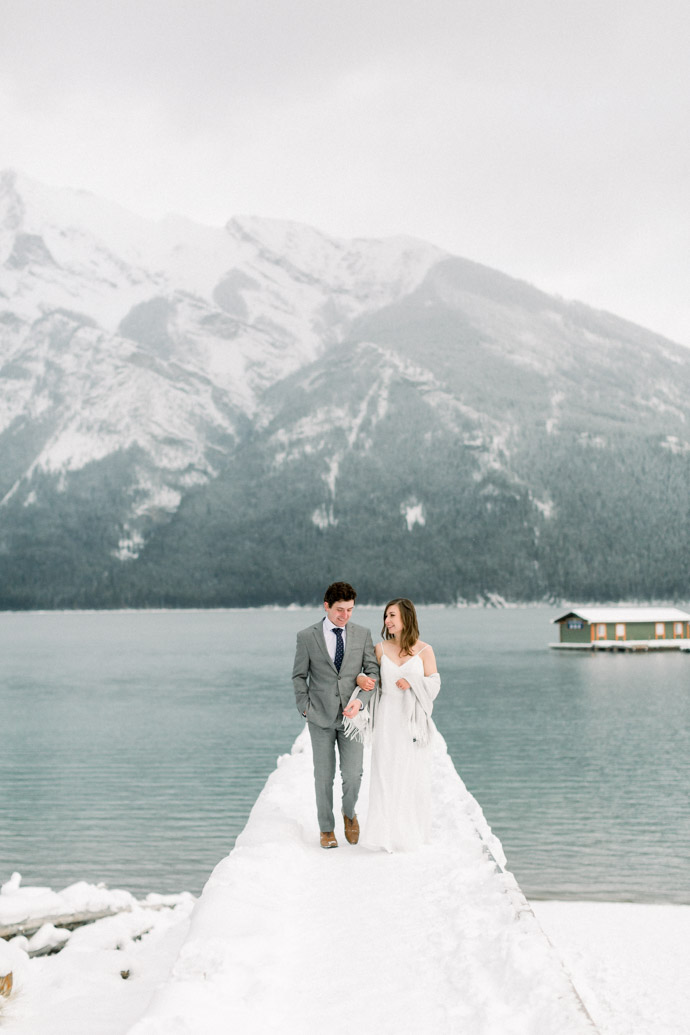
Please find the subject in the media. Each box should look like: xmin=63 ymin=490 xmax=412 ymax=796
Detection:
xmin=292 ymin=581 xmax=379 ymax=849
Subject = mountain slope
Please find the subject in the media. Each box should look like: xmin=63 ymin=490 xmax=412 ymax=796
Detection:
xmin=0 ymin=170 xmax=688 ymax=607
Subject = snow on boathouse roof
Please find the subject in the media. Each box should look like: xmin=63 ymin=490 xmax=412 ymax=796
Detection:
xmin=552 ymin=606 xmax=690 ymax=625
xmin=129 ymin=728 xmax=597 ymax=1035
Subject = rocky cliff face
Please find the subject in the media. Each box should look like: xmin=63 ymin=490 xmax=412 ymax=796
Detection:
xmin=1 ymin=169 xmax=688 ymax=607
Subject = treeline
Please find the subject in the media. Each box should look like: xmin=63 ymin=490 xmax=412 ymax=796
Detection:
xmin=1 ymin=424 xmax=687 ymax=610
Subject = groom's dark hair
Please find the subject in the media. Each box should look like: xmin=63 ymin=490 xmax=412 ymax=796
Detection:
xmin=324 ymin=581 xmax=357 ymax=606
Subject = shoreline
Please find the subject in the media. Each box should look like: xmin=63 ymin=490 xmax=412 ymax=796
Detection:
xmin=1 ymin=597 xmax=688 ymax=616
xmin=0 ymin=601 xmax=552 ymax=615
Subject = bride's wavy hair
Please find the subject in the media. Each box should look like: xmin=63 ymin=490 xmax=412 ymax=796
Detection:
xmin=382 ymin=598 xmax=419 ymax=656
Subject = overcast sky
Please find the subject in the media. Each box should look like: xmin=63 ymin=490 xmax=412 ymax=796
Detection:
xmin=1 ymin=0 xmax=688 ymax=344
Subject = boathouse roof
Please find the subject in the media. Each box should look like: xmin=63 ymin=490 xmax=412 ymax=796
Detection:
xmin=552 ymin=606 xmax=690 ymax=625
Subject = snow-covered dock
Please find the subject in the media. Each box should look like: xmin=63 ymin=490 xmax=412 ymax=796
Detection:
xmin=130 ymin=729 xmax=597 ymax=1035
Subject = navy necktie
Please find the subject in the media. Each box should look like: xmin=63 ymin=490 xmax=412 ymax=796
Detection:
xmin=333 ymin=627 xmax=344 ymax=671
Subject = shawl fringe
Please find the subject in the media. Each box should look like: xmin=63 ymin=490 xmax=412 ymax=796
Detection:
xmin=342 ymin=687 xmax=372 ymax=745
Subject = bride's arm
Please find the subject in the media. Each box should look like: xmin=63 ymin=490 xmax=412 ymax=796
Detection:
xmin=422 ymin=644 xmax=438 ymax=676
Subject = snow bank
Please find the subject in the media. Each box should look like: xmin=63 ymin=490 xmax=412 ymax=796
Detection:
xmin=0 ymin=880 xmax=194 ymax=1035
xmin=533 ymin=901 xmax=690 ymax=1035
xmin=130 ymin=729 xmax=596 ymax=1034
xmin=0 ymin=874 xmax=141 ymax=928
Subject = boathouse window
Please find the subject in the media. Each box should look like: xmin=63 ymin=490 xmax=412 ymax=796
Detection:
xmin=655 ymin=622 xmax=665 ymax=639
xmin=674 ymin=622 xmax=683 ymax=637
xmin=567 ymin=620 xmax=583 ymax=630
xmin=615 ymin=623 xmax=625 ymax=640
xmin=596 ymin=624 xmax=607 ymax=639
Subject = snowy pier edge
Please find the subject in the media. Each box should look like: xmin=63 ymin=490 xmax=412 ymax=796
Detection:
xmin=129 ymin=728 xmax=598 ymax=1034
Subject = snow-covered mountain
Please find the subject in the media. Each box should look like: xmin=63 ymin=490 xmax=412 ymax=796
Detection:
xmin=1 ymin=169 xmax=688 ymax=607
xmin=0 ymin=169 xmax=442 ymax=566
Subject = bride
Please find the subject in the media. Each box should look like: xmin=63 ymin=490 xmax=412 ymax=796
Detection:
xmin=362 ymin=598 xmax=441 ymax=852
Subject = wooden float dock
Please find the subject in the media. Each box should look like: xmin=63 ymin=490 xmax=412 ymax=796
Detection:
xmin=551 ymin=639 xmax=690 ymax=652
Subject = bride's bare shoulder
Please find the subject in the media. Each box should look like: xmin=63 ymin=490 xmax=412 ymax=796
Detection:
xmin=419 ymin=642 xmax=438 ymax=674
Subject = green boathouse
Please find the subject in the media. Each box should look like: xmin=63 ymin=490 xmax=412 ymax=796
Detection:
xmin=551 ymin=607 xmax=690 ymax=651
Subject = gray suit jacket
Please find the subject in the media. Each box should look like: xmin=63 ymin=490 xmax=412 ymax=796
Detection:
xmin=292 ymin=619 xmax=379 ymax=729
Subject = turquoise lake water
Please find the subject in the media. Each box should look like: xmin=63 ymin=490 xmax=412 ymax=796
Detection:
xmin=1 ymin=607 xmax=688 ymax=902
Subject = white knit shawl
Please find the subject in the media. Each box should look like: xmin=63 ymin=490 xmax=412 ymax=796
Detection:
xmin=402 ymin=670 xmax=441 ymax=746
xmin=342 ymin=669 xmax=441 ymax=746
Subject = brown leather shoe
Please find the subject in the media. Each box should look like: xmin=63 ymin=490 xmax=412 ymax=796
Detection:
xmin=320 ymin=830 xmax=338 ymax=849
xmin=343 ymin=813 xmax=360 ymax=844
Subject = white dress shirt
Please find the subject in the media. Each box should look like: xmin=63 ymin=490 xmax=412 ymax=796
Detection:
xmin=323 ymin=615 xmax=346 ymax=663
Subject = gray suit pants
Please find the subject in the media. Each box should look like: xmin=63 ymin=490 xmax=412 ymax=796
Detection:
xmin=307 ymin=721 xmax=364 ymax=832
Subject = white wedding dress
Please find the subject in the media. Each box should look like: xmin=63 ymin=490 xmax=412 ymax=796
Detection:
xmin=362 ymin=646 xmax=436 ymax=852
